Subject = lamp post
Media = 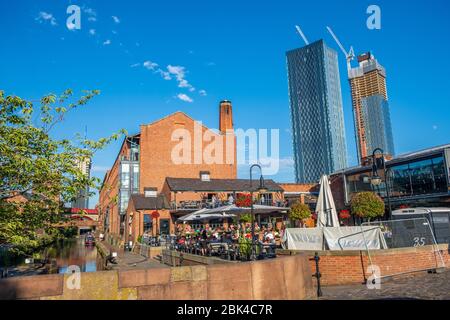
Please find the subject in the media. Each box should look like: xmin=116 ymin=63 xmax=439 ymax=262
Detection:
xmin=250 ymin=164 xmax=268 ymax=260
xmin=370 ymin=148 xmax=392 ymax=219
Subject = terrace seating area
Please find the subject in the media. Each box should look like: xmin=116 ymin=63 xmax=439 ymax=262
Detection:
xmin=165 ymin=223 xmax=280 ymax=261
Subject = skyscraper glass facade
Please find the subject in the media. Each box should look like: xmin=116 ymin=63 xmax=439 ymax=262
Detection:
xmin=360 ymin=94 xmax=395 ymax=156
xmin=287 ymin=40 xmax=348 ymax=183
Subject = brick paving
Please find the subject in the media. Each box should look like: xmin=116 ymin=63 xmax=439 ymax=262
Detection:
xmin=319 ymin=269 xmax=450 ymax=300
xmin=99 ymin=239 xmax=169 ymax=271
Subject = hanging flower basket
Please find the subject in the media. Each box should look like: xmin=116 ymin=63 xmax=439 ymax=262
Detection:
xmin=236 ymin=193 xmax=252 ymax=207
xmin=339 ymin=210 xmax=351 ymax=220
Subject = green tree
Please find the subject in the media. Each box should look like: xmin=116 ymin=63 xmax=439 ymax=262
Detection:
xmin=239 ymin=213 xmax=252 ymax=223
xmin=0 ymin=89 xmax=126 ymax=254
xmin=289 ymin=202 xmax=311 ymax=227
xmin=350 ymin=192 xmax=385 ymax=221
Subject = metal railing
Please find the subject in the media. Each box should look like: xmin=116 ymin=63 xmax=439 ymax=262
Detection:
xmin=361 ymin=217 xmax=446 ymax=280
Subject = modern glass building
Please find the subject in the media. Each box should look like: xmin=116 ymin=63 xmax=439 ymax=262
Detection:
xmin=360 ymin=94 xmax=395 ymax=156
xmin=118 ymin=136 xmax=140 ymax=234
xmin=287 ymin=40 xmax=348 ymax=183
xmin=331 ymin=144 xmax=450 ymax=210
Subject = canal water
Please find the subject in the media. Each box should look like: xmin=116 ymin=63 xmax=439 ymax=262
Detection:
xmin=2 ymin=236 xmax=104 ymax=277
xmin=46 ymin=236 xmax=102 ymax=274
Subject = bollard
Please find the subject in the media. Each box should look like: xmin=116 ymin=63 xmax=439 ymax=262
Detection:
xmin=310 ymin=252 xmax=322 ymax=297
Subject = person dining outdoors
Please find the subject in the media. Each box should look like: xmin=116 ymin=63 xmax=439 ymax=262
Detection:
xmin=211 ymin=195 xmax=218 ymax=208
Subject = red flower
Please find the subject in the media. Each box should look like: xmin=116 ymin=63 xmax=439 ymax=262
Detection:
xmin=339 ymin=210 xmax=351 ymax=220
xmin=236 ymin=194 xmax=252 ymax=207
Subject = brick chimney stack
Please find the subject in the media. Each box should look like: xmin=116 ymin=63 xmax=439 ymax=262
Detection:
xmin=219 ymin=100 xmax=233 ymax=134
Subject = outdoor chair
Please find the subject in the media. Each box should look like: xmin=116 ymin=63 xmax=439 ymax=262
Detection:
xmin=209 ymin=243 xmax=222 ymax=256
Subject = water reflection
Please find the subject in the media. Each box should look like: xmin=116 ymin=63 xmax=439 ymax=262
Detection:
xmin=46 ymin=237 xmax=102 ymax=274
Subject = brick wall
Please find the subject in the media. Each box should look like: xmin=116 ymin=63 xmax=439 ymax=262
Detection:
xmin=139 ymin=112 xmax=237 ymax=194
xmin=279 ymin=244 xmax=449 ymax=286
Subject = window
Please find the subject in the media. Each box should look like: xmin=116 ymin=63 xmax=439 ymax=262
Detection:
xmin=143 ymin=215 xmax=152 ymax=233
xmin=409 ymin=159 xmax=434 ymax=195
xmin=120 ymin=192 xmax=130 ymax=215
xmin=121 ymin=163 xmax=130 ymax=189
xmin=130 ymin=146 xmax=139 ymax=161
xmin=259 ymin=193 xmax=273 ymax=205
xmin=132 ymin=164 xmax=139 ymax=191
xmin=144 ymin=190 xmax=157 ymax=197
xmin=159 ymin=219 xmax=170 ymax=235
xmin=432 ymin=156 xmax=448 ymax=193
xmin=390 ymin=164 xmax=412 ymax=197
xmin=346 ymin=171 xmax=372 ymax=195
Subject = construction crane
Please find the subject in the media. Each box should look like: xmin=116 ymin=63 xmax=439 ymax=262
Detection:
xmin=326 ymin=26 xmax=355 ymax=74
xmin=295 ymin=25 xmax=309 ymax=46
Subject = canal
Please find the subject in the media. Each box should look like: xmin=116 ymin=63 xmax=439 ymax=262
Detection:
xmin=2 ymin=236 xmax=104 ymax=278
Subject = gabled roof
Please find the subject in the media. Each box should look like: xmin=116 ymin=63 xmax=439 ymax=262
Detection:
xmin=129 ymin=194 xmax=169 ymax=210
xmin=140 ymin=111 xmax=222 ymax=135
xmin=165 ymin=178 xmax=284 ymax=192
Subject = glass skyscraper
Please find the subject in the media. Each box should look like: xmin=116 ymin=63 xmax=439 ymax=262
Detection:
xmin=287 ymin=40 xmax=348 ymax=183
xmin=360 ymin=94 xmax=395 ymax=157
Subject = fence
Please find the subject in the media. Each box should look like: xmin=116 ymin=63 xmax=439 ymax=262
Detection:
xmin=361 ymin=217 xmax=446 ymax=280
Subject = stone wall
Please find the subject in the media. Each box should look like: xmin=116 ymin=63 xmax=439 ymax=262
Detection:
xmin=161 ymin=250 xmax=235 ymax=267
xmin=0 ymin=254 xmax=314 ymax=300
xmin=278 ymin=244 xmax=449 ymax=286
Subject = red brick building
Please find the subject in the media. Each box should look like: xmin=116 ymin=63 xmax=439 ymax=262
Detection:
xmin=99 ymin=101 xmax=237 ymax=239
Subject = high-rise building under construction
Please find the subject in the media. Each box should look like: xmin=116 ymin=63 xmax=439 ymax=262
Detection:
xmin=348 ymin=52 xmax=395 ymax=164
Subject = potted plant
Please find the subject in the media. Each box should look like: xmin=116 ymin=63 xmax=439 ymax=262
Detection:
xmin=288 ymin=202 xmax=312 ymax=227
xmin=350 ymin=192 xmax=385 ymax=222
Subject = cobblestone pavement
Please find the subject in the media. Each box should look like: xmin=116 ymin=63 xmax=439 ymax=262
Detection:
xmin=111 ymin=250 xmax=169 ymax=270
xmin=319 ymin=269 xmax=450 ymax=300
xmin=100 ymin=240 xmax=169 ymax=270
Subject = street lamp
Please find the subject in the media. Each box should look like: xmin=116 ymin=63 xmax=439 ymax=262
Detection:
xmin=250 ymin=164 xmax=268 ymax=260
xmin=370 ymin=148 xmax=392 ymax=219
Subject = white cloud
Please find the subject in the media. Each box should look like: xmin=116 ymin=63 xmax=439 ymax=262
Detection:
xmin=112 ymin=30 xmax=117 ymax=35
xmin=167 ymin=65 xmax=186 ymax=81
xmin=83 ymin=6 xmax=97 ymax=22
xmin=167 ymin=65 xmax=194 ymax=90
xmin=89 ymin=29 xmax=96 ymax=36
xmin=36 ymin=11 xmax=57 ymax=26
xmin=143 ymin=61 xmax=158 ymax=70
xmin=158 ymin=70 xmax=172 ymax=80
xmin=83 ymin=7 xmax=96 ymax=16
xmin=178 ymin=79 xmax=190 ymax=88
xmin=112 ymin=16 xmax=120 ymax=24
xmin=130 ymin=63 xmax=140 ymax=68
xmin=199 ymin=90 xmax=207 ymax=96
xmin=177 ymin=93 xmax=193 ymax=103
xmin=103 ymin=39 xmax=111 ymax=45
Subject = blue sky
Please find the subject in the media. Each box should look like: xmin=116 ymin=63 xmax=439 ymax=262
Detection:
xmin=1 ymin=0 xmax=450 ymax=208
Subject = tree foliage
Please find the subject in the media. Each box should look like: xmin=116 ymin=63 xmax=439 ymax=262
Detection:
xmin=289 ymin=202 xmax=311 ymax=222
xmin=0 ymin=89 xmax=126 ymax=254
xmin=239 ymin=213 xmax=252 ymax=223
xmin=350 ymin=192 xmax=385 ymax=220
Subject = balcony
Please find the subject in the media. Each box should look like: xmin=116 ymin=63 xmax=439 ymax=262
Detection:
xmin=170 ymin=199 xmax=285 ymax=212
